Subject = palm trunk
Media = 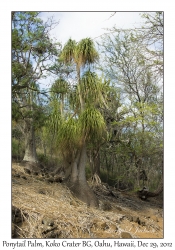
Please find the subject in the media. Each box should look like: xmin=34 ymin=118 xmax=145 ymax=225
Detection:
xmin=76 ymin=65 xmax=85 ymax=111
xmin=77 ymin=143 xmax=87 ymax=181
xmin=68 ymin=142 xmax=99 ymax=207
xmin=65 ymin=57 xmax=99 ymax=207
xmin=93 ymin=149 xmax=100 ymax=175
xmin=23 ymin=118 xmax=38 ymax=163
xmin=70 ymin=152 xmax=80 ymax=183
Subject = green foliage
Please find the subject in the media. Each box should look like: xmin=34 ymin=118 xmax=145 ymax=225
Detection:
xmin=51 ymin=36 xmax=104 ymax=157
xmin=60 ymin=37 xmax=99 ymax=68
xmin=76 ymin=38 xmax=99 ymax=66
xmin=37 ymin=153 xmax=49 ymax=166
xmin=85 ymin=165 xmax=92 ymax=180
xmin=12 ymin=139 xmax=18 ymax=155
xmin=97 ymin=15 xmax=163 ymax=189
xmin=48 ymin=99 xmax=62 ymax=132
xmin=12 ymin=29 xmax=22 ymax=49
xmin=57 ymin=117 xmax=81 ymax=150
xmin=60 ymin=39 xmax=77 ymax=64
xmin=51 ymin=78 xmax=69 ymax=95
xmin=12 ymin=11 xmax=60 ymax=93
xmin=12 ymin=139 xmax=20 ymax=157
xmin=12 ymin=138 xmax=24 ymax=160
xmin=79 ymin=107 xmax=106 ymax=141
xmin=12 ymin=61 xmax=26 ymax=78
xmin=12 ymin=102 xmax=22 ymax=122
xmin=80 ymin=71 xmax=101 ymax=105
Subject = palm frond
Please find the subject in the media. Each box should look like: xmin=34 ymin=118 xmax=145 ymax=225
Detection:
xmin=51 ymin=78 xmax=69 ymax=95
xmin=58 ymin=117 xmax=81 ymax=149
xmin=79 ymin=107 xmax=106 ymax=140
xmin=60 ymin=38 xmax=77 ymax=64
xmin=80 ymin=71 xmax=100 ymax=104
xmin=76 ymin=38 xmax=99 ymax=67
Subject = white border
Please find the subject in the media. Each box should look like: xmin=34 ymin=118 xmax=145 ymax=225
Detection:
xmin=1 ymin=0 xmax=175 ymax=248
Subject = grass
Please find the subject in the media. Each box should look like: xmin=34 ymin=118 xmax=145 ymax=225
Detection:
xmin=12 ymin=163 xmax=122 ymax=238
xmin=12 ymin=163 xmax=163 ymax=239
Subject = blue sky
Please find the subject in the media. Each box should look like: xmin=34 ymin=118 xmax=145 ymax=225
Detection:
xmin=40 ymin=12 xmax=143 ymax=45
xmin=38 ymin=12 xmax=145 ymax=89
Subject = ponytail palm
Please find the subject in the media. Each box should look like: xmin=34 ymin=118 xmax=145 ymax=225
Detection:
xmin=51 ymin=78 xmax=69 ymax=95
xmin=76 ymin=38 xmax=99 ymax=67
xmin=58 ymin=117 xmax=81 ymax=151
xmin=80 ymin=71 xmax=109 ymax=108
xmin=80 ymin=71 xmax=100 ymax=105
xmin=54 ymin=37 xmax=105 ymax=207
xmin=60 ymin=38 xmax=99 ymax=68
xmin=60 ymin=38 xmax=99 ymax=111
xmin=60 ymin=39 xmax=77 ymax=64
xmin=51 ymin=78 xmax=69 ymax=116
xmin=80 ymin=106 xmax=106 ymax=142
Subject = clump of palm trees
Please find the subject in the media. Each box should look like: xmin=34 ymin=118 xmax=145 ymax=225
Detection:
xmin=49 ymin=38 xmax=108 ymax=207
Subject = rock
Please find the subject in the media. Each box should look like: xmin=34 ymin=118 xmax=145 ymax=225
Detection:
xmin=12 ymin=223 xmax=16 ymax=237
xmin=133 ymin=216 xmax=140 ymax=224
xmin=46 ymin=177 xmax=55 ymax=183
xmin=21 ymin=175 xmax=27 ymax=180
xmin=13 ymin=174 xmax=20 ymax=178
xmin=101 ymin=222 xmax=109 ymax=230
xmin=151 ymin=215 xmax=159 ymax=222
xmin=12 ymin=179 xmax=21 ymax=185
xmin=140 ymin=220 xmax=146 ymax=226
xmin=121 ymin=231 xmax=133 ymax=238
xmin=20 ymin=161 xmax=40 ymax=173
xmin=44 ymin=230 xmax=61 ymax=238
xmin=95 ymin=231 xmax=115 ymax=238
xmin=37 ymin=176 xmax=44 ymax=181
xmin=12 ymin=206 xmax=23 ymax=224
xmin=54 ymin=175 xmax=64 ymax=183
xmin=70 ymin=200 xmax=77 ymax=206
xmin=33 ymin=171 xmax=39 ymax=175
xmin=38 ymin=189 xmax=46 ymax=195
xmin=115 ymin=206 xmax=122 ymax=211
xmin=110 ymin=223 xmax=118 ymax=232
xmin=42 ymin=217 xmax=54 ymax=227
xmin=41 ymin=168 xmax=48 ymax=174
xmin=126 ymin=215 xmax=133 ymax=222
xmin=102 ymin=202 xmax=112 ymax=211
xmin=41 ymin=225 xmax=58 ymax=236
xmin=91 ymin=218 xmax=103 ymax=229
xmin=119 ymin=216 xmax=126 ymax=222
xmin=23 ymin=168 xmax=31 ymax=174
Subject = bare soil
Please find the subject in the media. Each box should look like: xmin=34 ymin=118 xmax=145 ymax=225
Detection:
xmin=12 ymin=163 xmax=163 ymax=239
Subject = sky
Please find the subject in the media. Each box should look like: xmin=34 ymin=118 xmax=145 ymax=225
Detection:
xmin=40 ymin=11 xmax=144 ymax=45
xmin=38 ymin=11 xmax=144 ymax=88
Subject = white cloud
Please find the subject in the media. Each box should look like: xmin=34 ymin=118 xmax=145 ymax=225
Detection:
xmin=38 ymin=12 xmax=144 ymax=88
xmin=40 ymin=12 xmax=143 ymax=44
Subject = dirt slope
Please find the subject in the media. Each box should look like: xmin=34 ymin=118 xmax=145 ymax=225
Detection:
xmin=12 ymin=163 xmax=163 ymax=239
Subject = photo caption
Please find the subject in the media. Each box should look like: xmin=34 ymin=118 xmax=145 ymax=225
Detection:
xmin=2 ymin=240 xmax=173 ymax=249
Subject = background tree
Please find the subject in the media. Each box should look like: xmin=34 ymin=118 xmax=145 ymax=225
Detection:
xmin=12 ymin=12 xmax=61 ymax=166
xmin=97 ymin=13 xmax=163 ymax=190
xmin=137 ymin=12 xmax=163 ymax=77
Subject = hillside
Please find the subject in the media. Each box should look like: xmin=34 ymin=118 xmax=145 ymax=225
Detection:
xmin=12 ymin=163 xmax=163 ymax=239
